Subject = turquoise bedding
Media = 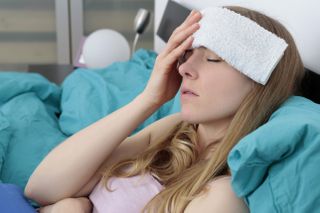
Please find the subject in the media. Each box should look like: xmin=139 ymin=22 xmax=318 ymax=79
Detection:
xmin=228 ymin=96 xmax=320 ymax=212
xmin=0 ymin=49 xmax=180 ymax=191
xmin=2 ymin=48 xmax=319 ymax=211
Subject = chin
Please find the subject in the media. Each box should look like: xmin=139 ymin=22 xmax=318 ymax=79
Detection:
xmin=181 ymin=107 xmax=228 ymax=125
xmin=180 ymin=109 xmax=201 ymax=124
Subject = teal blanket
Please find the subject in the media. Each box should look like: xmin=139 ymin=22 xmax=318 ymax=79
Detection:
xmin=0 ymin=49 xmax=180 ymax=191
xmin=228 ymin=96 xmax=320 ymax=212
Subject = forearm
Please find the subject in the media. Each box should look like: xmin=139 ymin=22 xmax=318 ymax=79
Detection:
xmin=25 ymin=93 xmax=158 ymax=205
xmin=38 ymin=197 xmax=92 ymax=213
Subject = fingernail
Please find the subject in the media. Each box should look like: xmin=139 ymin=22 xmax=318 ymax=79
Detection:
xmin=194 ymin=11 xmax=201 ymax=16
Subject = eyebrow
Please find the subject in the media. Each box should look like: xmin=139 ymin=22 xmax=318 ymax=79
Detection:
xmin=186 ymin=47 xmax=223 ymax=61
xmin=199 ymin=46 xmax=221 ymax=58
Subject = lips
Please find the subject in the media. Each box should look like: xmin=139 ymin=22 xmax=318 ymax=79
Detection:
xmin=181 ymin=87 xmax=199 ymax=96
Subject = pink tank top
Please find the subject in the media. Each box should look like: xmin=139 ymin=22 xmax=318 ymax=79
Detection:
xmin=89 ymin=173 xmax=164 ymax=213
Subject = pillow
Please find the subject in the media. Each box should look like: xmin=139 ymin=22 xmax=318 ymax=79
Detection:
xmin=228 ymin=96 xmax=320 ymax=212
xmin=0 ymin=183 xmax=36 ymax=212
xmin=0 ymin=111 xmax=12 ymax=175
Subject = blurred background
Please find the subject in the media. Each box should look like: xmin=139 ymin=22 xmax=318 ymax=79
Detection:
xmin=0 ymin=0 xmax=154 ymax=66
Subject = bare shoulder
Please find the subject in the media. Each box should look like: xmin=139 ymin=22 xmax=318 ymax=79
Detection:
xmin=185 ymin=176 xmax=249 ymax=213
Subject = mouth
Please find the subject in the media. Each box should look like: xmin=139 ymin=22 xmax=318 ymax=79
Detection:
xmin=181 ymin=88 xmax=199 ymax=96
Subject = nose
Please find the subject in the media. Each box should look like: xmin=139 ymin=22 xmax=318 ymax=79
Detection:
xmin=178 ymin=60 xmax=198 ymax=79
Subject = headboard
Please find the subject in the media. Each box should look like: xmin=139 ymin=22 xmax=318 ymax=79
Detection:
xmin=154 ymin=0 xmax=320 ymax=103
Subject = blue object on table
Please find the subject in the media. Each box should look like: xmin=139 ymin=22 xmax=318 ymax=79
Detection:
xmin=0 ymin=183 xmax=36 ymax=212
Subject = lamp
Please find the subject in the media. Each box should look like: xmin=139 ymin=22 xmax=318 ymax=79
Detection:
xmin=82 ymin=29 xmax=130 ymax=69
xmin=132 ymin=8 xmax=151 ymax=55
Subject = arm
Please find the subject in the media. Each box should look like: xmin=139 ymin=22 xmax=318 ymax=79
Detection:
xmin=184 ymin=176 xmax=249 ymax=213
xmin=38 ymin=197 xmax=92 ymax=213
xmin=25 ymin=93 xmax=159 ymax=206
xmin=25 ymin=9 xmax=199 ymax=206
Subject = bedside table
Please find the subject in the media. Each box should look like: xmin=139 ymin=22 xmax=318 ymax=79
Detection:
xmin=0 ymin=64 xmax=74 ymax=85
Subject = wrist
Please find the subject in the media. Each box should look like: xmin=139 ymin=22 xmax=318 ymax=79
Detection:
xmin=136 ymin=92 xmax=162 ymax=110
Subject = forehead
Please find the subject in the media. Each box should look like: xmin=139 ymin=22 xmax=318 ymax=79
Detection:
xmin=195 ymin=46 xmax=220 ymax=57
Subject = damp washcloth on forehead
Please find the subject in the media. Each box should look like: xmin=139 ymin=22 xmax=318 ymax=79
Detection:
xmin=192 ymin=7 xmax=288 ymax=85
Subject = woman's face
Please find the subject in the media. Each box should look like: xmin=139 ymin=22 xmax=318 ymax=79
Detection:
xmin=178 ymin=47 xmax=254 ymax=124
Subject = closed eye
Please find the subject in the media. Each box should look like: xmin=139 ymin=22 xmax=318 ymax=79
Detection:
xmin=207 ymin=58 xmax=222 ymax=63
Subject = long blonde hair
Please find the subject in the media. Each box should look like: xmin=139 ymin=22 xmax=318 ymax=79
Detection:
xmin=101 ymin=6 xmax=305 ymax=212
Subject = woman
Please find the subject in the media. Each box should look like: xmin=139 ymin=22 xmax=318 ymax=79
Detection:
xmin=25 ymin=6 xmax=304 ymax=213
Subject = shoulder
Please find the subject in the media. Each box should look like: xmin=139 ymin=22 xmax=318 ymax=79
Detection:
xmin=185 ymin=176 xmax=249 ymax=213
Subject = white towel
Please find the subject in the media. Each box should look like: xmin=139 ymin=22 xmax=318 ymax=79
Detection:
xmin=192 ymin=7 xmax=288 ymax=85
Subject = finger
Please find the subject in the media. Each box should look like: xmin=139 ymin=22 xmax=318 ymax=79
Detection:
xmin=172 ymin=10 xmax=195 ymax=38
xmin=160 ymin=11 xmax=200 ymax=57
xmin=183 ymin=10 xmax=196 ymax=25
xmin=165 ymin=36 xmax=194 ymax=67
xmin=173 ymin=10 xmax=200 ymax=34
xmin=171 ymin=11 xmax=201 ymax=37
xmin=186 ymin=10 xmax=196 ymax=20
xmin=163 ymin=22 xmax=199 ymax=55
xmin=163 ymin=23 xmax=198 ymax=55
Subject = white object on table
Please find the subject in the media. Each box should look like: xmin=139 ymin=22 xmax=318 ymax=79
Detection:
xmin=82 ymin=29 xmax=130 ymax=69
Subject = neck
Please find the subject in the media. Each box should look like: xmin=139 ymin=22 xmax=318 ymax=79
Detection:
xmin=196 ymin=116 xmax=232 ymax=153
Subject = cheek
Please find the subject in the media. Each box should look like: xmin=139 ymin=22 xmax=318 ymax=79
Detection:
xmin=180 ymin=70 xmax=253 ymax=123
xmin=202 ymin=76 xmax=252 ymax=117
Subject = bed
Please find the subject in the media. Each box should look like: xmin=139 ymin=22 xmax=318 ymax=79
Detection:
xmin=1 ymin=0 xmax=320 ymax=212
